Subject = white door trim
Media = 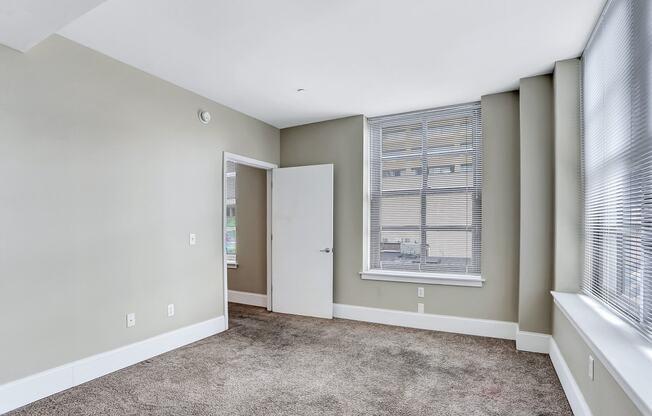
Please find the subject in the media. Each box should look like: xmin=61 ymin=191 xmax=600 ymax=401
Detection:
xmin=222 ymin=152 xmax=277 ymax=329
xmin=223 ymin=152 xmax=277 ymax=170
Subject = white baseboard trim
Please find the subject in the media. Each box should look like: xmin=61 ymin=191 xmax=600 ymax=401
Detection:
xmin=228 ymin=290 xmax=267 ymax=308
xmin=333 ymin=303 xmax=517 ymax=340
xmin=0 ymin=316 xmax=225 ymax=415
xmin=549 ymin=338 xmax=593 ymax=416
xmin=516 ymin=330 xmax=551 ymax=353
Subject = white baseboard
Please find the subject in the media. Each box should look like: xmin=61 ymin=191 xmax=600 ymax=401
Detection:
xmin=516 ymin=330 xmax=551 ymax=353
xmin=333 ymin=303 xmax=517 ymax=340
xmin=0 ymin=316 xmax=225 ymax=415
xmin=549 ymin=339 xmax=593 ymax=416
xmin=228 ymin=290 xmax=267 ymax=308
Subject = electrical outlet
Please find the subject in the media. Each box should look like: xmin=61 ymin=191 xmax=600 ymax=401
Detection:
xmin=126 ymin=312 xmax=136 ymax=328
xmin=167 ymin=304 xmax=175 ymax=317
xmin=417 ymin=287 xmax=425 ymax=298
xmin=417 ymin=303 xmax=424 ymax=314
xmin=189 ymin=233 xmax=197 ymax=246
xmin=588 ymin=355 xmax=595 ymax=380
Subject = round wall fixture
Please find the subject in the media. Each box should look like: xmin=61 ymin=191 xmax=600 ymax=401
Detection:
xmin=198 ymin=110 xmax=211 ymax=124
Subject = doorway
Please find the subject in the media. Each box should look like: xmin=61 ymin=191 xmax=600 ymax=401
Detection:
xmin=222 ymin=152 xmax=335 ymax=329
xmin=222 ymin=152 xmax=276 ymax=329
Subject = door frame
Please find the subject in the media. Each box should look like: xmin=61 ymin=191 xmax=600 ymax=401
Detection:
xmin=222 ymin=152 xmax=277 ymax=329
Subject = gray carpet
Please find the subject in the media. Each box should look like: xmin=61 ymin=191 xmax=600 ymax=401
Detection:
xmin=9 ymin=304 xmax=571 ymax=415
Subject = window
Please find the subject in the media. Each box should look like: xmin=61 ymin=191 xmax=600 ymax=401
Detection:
xmin=225 ymin=161 xmax=237 ymax=265
xmin=367 ymin=103 xmax=483 ymax=279
xmin=383 ymin=168 xmax=405 ymax=178
xmin=428 ymin=165 xmax=454 ymax=175
xmin=582 ymin=0 xmax=652 ymax=339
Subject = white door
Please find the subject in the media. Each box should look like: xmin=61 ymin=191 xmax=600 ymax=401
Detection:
xmin=272 ymin=164 xmax=333 ymax=319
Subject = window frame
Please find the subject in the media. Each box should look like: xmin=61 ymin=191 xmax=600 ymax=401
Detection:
xmin=361 ymin=104 xmax=484 ymax=287
xmin=580 ymin=0 xmax=652 ymax=341
xmin=225 ymin=167 xmax=238 ymax=267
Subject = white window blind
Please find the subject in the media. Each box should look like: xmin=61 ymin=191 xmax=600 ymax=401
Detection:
xmin=368 ymin=103 xmax=483 ymax=276
xmin=225 ymin=161 xmax=237 ymax=264
xmin=582 ymin=0 xmax=652 ymax=338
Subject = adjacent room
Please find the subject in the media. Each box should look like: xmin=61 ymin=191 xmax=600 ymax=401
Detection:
xmin=1 ymin=0 xmax=650 ymax=415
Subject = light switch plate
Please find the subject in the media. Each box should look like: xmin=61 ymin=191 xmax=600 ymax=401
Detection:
xmin=417 ymin=287 xmax=425 ymax=298
xmin=167 ymin=304 xmax=175 ymax=317
xmin=126 ymin=312 xmax=136 ymax=328
xmin=417 ymin=303 xmax=424 ymax=314
xmin=189 ymin=233 xmax=196 ymax=246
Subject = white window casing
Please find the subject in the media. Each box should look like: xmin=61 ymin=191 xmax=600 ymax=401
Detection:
xmin=581 ymin=0 xmax=652 ymax=340
xmin=364 ymin=103 xmax=483 ymax=286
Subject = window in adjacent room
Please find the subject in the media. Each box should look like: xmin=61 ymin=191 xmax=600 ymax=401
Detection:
xmin=581 ymin=0 xmax=652 ymax=339
xmin=225 ymin=161 xmax=237 ymax=265
xmin=366 ymin=103 xmax=483 ymax=280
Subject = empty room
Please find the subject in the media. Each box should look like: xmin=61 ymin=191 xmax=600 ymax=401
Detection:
xmin=1 ymin=0 xmax=651 ymax=415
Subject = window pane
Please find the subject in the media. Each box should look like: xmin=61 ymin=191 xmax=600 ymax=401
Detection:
xmin=380 ymin=231 xmax=421 ymax=271
xmin=226 ymin=176 xmax=236 ymax=199
xmin=226 ymin=205 xmax=237 ymax=227
xmin=427 ymin=155 xmax=473 ymax=189
xmin=425 ymin=194 xmax=471 ymax=227
xmin=381 ymin=158 xmax=422 ymax=191
xmin=426 ymin=118 xmax=472 ymax=151
xmin=380 ymin=195 xmax=420 ymax=227
xmin=382 ymin=123 xmax=421 ymax=157
xmin=225 ymin=229 xmax=236 ymax=255
xmin=424 ymin=231 xmax=472 ymax=272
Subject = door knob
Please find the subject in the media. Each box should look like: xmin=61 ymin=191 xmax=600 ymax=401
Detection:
xmin=320 ymin=248 xmax=331 ymax=253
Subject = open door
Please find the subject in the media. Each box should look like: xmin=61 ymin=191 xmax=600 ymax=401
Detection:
xmin=271 ymin=164 xmax=333 ymax=319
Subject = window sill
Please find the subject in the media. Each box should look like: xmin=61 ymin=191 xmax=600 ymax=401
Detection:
xmin=227 ymin=263 xmax=238 ymax=269
xmin=360 ymin=270 xmax=483 ymax=287
xmin=552 ymin=291 xmax=652 ymax=416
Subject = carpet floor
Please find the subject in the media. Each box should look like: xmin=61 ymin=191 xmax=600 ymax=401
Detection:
xmin=9 ymin=304 xmax=571 ymax=415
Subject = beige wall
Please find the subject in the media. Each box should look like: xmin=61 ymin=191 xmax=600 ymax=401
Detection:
xmin=227 ymin=164 xmax=267 ymax=295
xmin=479 ymin=91 xmax=521 ymax=322
xmin=0 ymin=35 xmax=279 ymax=384
xmin=280 ymin=94 xmax=521 ymax=322
xmin=553 ymin=306 xmax=642 ymax=416
xmin=518 ymin=75 xmax=555 ymax=334
xmin=553 ymin=59 xmax=582 ymax=293
xmin=280 ymin=116 xmax=367 ymax=309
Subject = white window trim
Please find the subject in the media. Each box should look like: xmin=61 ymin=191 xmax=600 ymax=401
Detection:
xmin=362 ymin=116 xmax=371 ymax=270
xmin=552 ymin=291 xmax=652 ymax=416
xmin=360 ymin=269 xmax=483 ymax=287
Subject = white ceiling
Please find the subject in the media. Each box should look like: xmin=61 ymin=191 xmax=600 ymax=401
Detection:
xmin=57 ymin=0 xmax=604 ymax=128
xmin=0 ymin=0 xmax=106 ymax=52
